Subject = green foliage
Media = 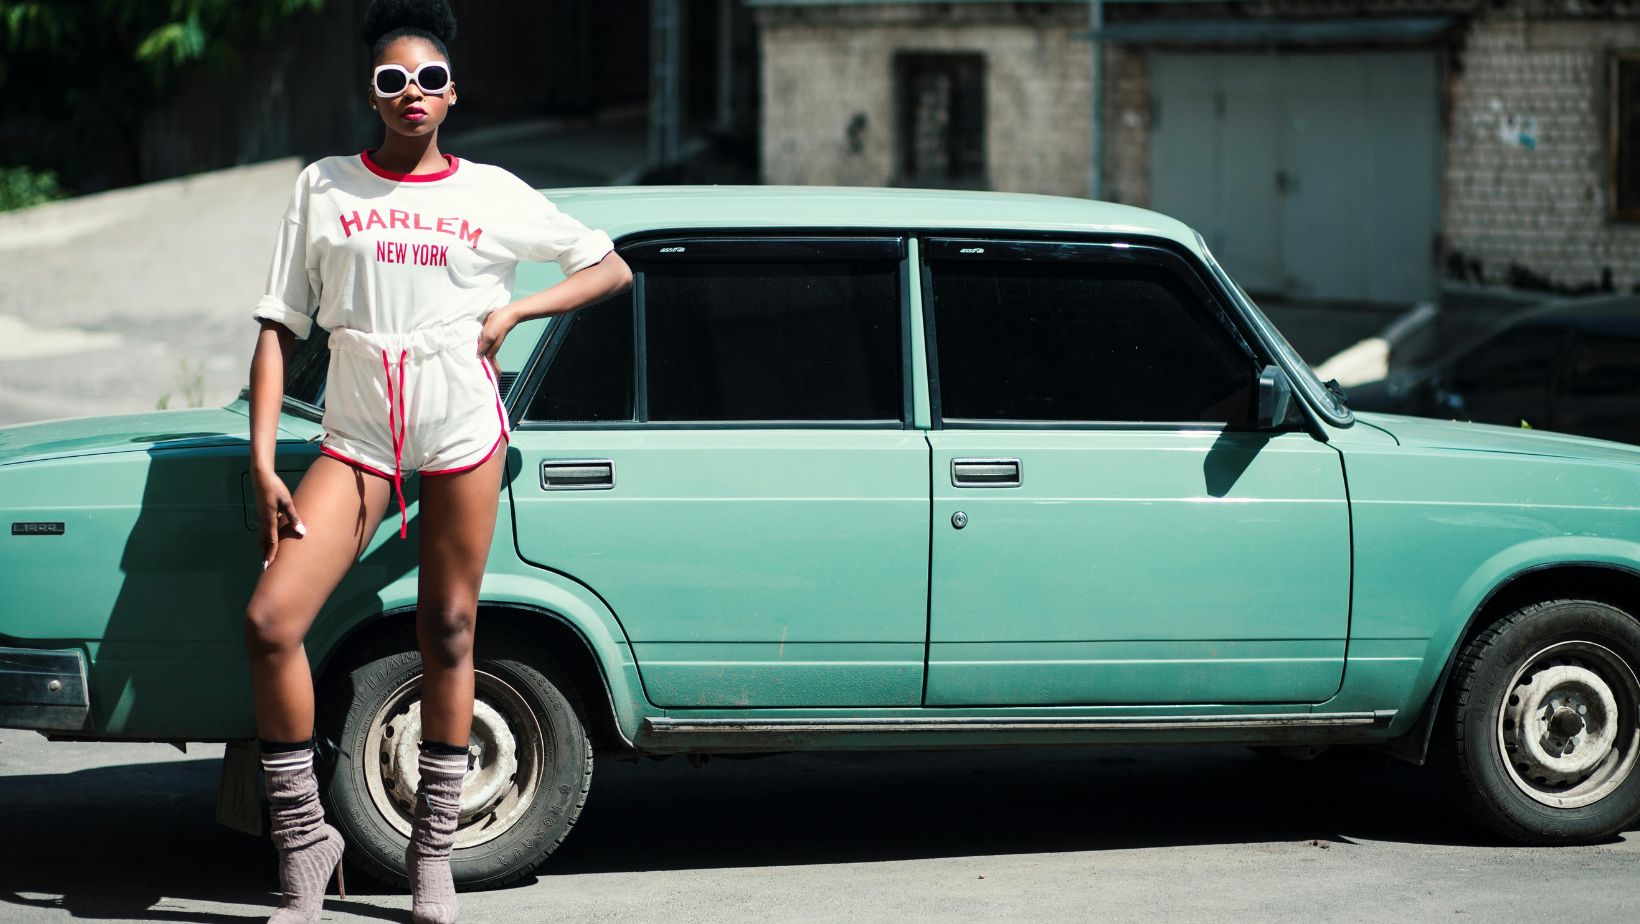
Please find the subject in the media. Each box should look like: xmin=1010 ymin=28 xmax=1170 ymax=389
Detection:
xmin=1 ymin=1 xmax=325 ymax=80
xmin=0 ymin=166 xmax=64 ymax=211
xmin=0 ymin=0 xmax=328 ymax=191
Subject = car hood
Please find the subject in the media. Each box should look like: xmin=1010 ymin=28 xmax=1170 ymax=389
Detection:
xmin=1355 ymin=411 xmax=1640 ymax=465
xmin=0 ymin=403 xmax=257 ymax=466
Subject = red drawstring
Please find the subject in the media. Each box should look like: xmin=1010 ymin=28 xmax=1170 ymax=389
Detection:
xmin=381 ymin=348 xmax=409 ymax=538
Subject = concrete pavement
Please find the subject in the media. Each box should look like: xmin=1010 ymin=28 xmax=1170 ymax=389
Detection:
xmin=1 ymin=730 xmax=1635 ymax=922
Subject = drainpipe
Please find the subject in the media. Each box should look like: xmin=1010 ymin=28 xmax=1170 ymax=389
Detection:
xmin=1089 ymin=0 xmax=1105 ymax=200
xmin=650 ymin=0 xmax=684 ymax=166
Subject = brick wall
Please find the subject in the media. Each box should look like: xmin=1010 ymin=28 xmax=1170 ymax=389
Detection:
xmin=1445 ymin=16 xmax=1640 ymax=292
xmin=756 ymin=5 xmax=1093 ymax=196
xmin=754 ymin=1 xmax=1640 ymax=294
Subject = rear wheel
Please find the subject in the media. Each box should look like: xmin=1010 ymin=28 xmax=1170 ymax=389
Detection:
xmin=318 ymin=630 xmax=594 ymax=888
xmin=1435 ymin=599 xmax=1640 ymax=843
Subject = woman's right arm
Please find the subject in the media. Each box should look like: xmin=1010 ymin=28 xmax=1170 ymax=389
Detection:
xmin=249 ymin=320 xmax=306 ymax=568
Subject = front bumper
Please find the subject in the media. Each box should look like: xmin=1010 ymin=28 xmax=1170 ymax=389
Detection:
xmin=0 ymin=647 xmax=90 ymax=731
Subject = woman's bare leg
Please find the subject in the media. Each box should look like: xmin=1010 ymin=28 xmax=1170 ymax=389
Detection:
xmin=244 ymin=454 xmax=392 ymax=741
xmin=414 ymin=445 xmax=506 ymax=748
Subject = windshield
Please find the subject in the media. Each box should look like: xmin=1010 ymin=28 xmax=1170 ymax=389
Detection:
xmin=1194 ymin=234 xmax=1353 ymax=426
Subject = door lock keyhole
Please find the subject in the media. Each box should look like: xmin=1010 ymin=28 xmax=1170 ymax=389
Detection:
xmin=951 ymin=511 xmax=968 ymax=529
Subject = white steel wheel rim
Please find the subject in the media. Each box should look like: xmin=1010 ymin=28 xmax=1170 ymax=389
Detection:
xmin=362 ymin=669 xmax=548 ymax=848
xmin=1496 ymin=640 xmax=1640 ymax=809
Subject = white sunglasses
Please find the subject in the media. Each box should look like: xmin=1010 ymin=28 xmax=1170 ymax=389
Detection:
xmin=372 ymin=62 xmax=453 ymax=98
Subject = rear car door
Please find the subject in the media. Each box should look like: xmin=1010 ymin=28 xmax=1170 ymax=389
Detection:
xmin=507 ymin=237 xmax=930 ymax=708
xmin=920 ymin=238 xmax=1351 ymax=706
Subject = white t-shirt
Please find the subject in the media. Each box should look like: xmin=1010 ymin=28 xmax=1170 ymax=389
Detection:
xmin=253 ymin=150 xmax=614 ymax=340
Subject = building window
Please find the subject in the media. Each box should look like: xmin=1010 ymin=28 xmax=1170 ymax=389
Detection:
xmin=895 ymin=53 xmax=986 ymax=189
xmin=1615 ymin=52 xmax=1640 ymax=221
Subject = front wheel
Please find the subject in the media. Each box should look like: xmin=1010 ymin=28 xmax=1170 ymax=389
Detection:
xmin=1435 ymin=599 xmax=1640 ymax=844
xmin=317 ymin=630 xmax=594 ymax=888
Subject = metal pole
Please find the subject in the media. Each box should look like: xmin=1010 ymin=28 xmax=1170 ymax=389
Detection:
xmin=650 ymin=0 xmax=684 ymax=165
xmin=718 ymin=0 xmax=735 ymax=132
xmin=1089 ymin=0 xmax=1105 ymax=200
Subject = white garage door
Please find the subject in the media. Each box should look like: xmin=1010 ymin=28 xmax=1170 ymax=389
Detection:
xmin=1149 ymin=50 xmax=1441 ymax=304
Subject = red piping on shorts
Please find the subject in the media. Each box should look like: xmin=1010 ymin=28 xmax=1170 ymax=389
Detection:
xmin=320 ymin=444 xmax=397 ymax=481
xmin=422 ymin=358 xmax=511 ymax=476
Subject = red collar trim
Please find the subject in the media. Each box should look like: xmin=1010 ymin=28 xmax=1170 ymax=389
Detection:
xmin=359 ymin=149 xmax=460 ymax=182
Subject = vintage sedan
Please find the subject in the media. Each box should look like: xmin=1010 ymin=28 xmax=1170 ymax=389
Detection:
xmin=2 ymin=187 xmax=1637 ymax=888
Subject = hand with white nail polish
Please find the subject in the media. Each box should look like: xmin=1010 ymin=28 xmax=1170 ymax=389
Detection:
xmin=251 ymin=468 xmax=306 ymax=570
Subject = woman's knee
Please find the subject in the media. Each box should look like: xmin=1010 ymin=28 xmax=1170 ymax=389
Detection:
xmin=417 ymin=603 xmax=475 ymax=666
xmin=243 ymin=597 xmax=308 ymax=659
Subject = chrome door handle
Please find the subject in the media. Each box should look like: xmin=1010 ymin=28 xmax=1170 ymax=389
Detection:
xmin=540 ymin=459 xmax=615 ymax=491
xmin=951 ymin=458 xmax=1021 ymax=488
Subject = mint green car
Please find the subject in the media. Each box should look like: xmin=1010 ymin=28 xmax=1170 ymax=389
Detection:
xmin=3 ymin=188 xmax=1638 ymax=886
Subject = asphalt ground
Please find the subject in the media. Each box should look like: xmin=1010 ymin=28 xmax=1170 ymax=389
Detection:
xmin=1 ymin=731 xmax=1635 ymax=922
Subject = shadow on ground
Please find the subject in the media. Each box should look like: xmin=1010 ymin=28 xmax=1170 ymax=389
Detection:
xmin=547 ymin=744 xmax=1497 ymax=877
xmin=2 ymin=743 xmax=1631 ymax=913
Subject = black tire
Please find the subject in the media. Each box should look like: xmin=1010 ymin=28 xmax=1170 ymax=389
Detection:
xmin=316 ymin=629 xmax=594 ymax=889
xmin=1434 ymin=599 xmax=1640 ymax=844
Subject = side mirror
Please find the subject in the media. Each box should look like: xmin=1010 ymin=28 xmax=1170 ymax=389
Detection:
xmin=1257 ymin=364 xmax=1292 ymax=429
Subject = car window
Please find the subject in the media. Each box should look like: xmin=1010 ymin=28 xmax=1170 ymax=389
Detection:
xmin=283 ymin=329 xmax=331 ymax=409
xmin=1450 ymin=324 xmax=1562 ymax=393
xmin=641 ymin=259 xmax=903 ymax=422
xmin=1444 ymin=323 xmax=1563 ymax=426
xmin=1563 ymin=330 xmax=1640 ymax=397
xmin=523 ymin=292 xmax=635 ymax=422
xmin=926 ymin=251 xmax=1256 ymax=424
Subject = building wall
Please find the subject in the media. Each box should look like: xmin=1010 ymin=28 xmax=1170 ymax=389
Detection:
xmin=757 ymin=5 xmax=1093 ymax=196
xmin=1102 ymin=45 xmax=1150 ymax=207
xmin=755 ymin=1 xmax=1640 ymax=296
xmin=1445 ymin=16 xmax=1640 ymax=292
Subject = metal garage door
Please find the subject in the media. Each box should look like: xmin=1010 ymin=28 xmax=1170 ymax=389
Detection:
xmin=1149 ymin=50 xmax=1441 ymax=304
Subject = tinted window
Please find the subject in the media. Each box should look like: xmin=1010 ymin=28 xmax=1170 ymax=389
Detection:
xmin=929 ymin=260 xmax=1255 ymax=423
xmin=1554 ymin=328 xmax=1640 ymax=444
xmin=1445 ymin=323 xmax=1562 ymax=427
xmin=284 ymin=329 xmax=331 ymax=408
xmin=1564 ymin=330 xmax=1640 ymax=397
xmin=643 ymin=261 xmax=902 ymax=421
xmin=524 ymin=292 xmax=634 ymax=421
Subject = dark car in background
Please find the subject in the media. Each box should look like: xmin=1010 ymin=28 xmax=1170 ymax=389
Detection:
xmin=1348 ymin=296 xmax=1640 ymax=445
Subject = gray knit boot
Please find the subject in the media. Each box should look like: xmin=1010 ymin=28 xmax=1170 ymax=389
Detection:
xmin=407 ymin=747 xmax=467 ymax=924
xmin=262 ymin=748 xmax=346 ymax=923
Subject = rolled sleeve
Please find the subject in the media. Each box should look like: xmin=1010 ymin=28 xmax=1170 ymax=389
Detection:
xmin=252 ymin=172 xmax=320 ymax=339
xmin=252 ymin=294 xmax=314 ymax=340
xmin=524 ymin=195 xmax=615 ymax=277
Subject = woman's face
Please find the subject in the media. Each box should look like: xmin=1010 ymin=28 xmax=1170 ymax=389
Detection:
xmin=370 ymin=37 xmax=456 ymax=140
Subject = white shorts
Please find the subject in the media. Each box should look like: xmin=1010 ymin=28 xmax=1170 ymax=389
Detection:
xmin=319 ymin=318 xmax=510 ymax=536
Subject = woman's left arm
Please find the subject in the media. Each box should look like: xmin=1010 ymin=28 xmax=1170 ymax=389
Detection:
xmin=478 ymin=253 xmax=633 ymax=369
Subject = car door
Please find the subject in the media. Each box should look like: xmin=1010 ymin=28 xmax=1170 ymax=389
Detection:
xmin=507 ymin=236 xmax=930 ymax=708
xmin=919 ymin=237 xmax=1351 ymax=706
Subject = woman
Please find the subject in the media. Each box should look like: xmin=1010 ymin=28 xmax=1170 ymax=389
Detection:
xmin=242 ymin=1 xmax=631 ymax=921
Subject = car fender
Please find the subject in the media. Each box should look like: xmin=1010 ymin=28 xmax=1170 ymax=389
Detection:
xmin=306 ymin=569 xmax=648 ymax=746
xmin=1392 ymin=540 xmax=1640 ymax=762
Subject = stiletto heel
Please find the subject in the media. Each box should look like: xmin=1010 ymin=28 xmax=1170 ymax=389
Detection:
xmin=261 ymin=746 xmax=347 ymax=924
xmin=334 ymin=858 xmax=347 ymax=900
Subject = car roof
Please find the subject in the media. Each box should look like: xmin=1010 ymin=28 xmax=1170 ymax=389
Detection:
xmin=1517 ymin=293 xmax=1640 ymax=328
xmin=537 ymin=185 xmax=1208 ymax=256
